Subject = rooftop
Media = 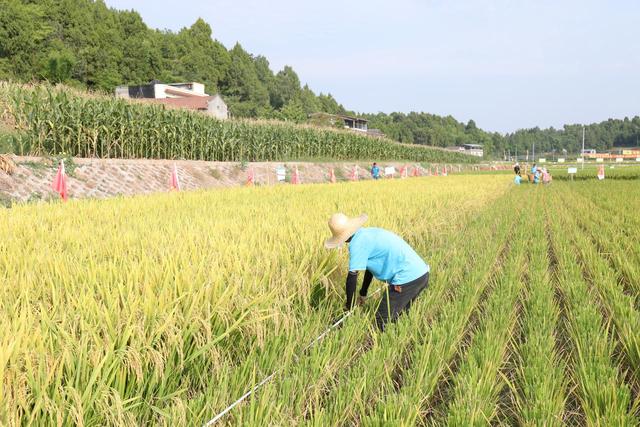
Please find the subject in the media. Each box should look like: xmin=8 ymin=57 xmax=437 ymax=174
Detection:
xmin=309 ymin=112 xmax=368 ymax=123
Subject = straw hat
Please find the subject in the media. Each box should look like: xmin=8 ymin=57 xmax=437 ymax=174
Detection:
xmin=324 ymin=213 xmax=368 ymax=249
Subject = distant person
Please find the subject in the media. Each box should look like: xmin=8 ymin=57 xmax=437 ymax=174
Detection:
xmin=534 ymin=167 xmax=542 ymax=184
xmin=371 ymin=162 xmax=380 ymax=180
xmin=542 ymin=167 xmax=552 ymax=184
xmin=514 ymin=162 xmax=521 ymax=176
xmin=531 ymin=163 xmax=537 ymax=175
xmin=514 ymin=174 xmax=522 ymax=185
xmin=324 ymin=213 xmax=430 ymax=331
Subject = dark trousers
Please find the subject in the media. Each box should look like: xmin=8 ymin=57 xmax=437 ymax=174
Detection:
xmin=375 ymin=272 xmax=429 ymax=331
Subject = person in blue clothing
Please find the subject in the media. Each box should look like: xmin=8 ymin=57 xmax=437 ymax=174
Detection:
xmin=371 ymin=162 xmax=381 ymax=179
xmin=325 ymin=213 xmax=430 ymax=331
xmin=514 ymin=174 xmax=522 ymax=185
xmin=534 ymin=167 xmax=542 ymax=184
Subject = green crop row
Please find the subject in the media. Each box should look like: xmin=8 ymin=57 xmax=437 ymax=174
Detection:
xmin=514 ymin=206 xmax=567 ymax=426
xmin=354 ymin=191 xmax=520 ymax=425
xmin=546 ymin=193 xmax=637 ymax=425
xmin=0 ymin=82 xmax=476 ymax=164
xmin=555 ymin=190 xmax=640 ymax=387
xmin=443 ymin=222 xmax=526 ymax=425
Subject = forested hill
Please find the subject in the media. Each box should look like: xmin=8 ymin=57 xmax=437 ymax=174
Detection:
xmin=362 ymin=112 xmax=503 ymax=151
xmin=0 ymin=0 xmax=348 ymax=119
xmin=1 ymin=0 xmax=638 ymax=158
xmin=0 ymin=0 xmax=502 ymax=149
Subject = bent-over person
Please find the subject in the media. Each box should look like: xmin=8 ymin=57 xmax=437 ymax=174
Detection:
xmin=325 ymin=213 xmax=430 ymax=331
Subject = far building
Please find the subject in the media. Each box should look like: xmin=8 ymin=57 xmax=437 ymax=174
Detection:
xmin=308 ymin=112 xmax=384 ymax=137
xmin=445 ymin=144 xmax=484 ymax=157
xmin=115 ymin=81 xmax=228 ymax=120
xmin=309 ymin=112 xmax=367 ymax=132
xmin=462 ymin=144 xmax=484 ymax=157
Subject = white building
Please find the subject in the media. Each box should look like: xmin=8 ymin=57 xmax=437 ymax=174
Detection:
xmin=462 ymin=144 xmax=484 ymax=157
xmin=115 ymin=81 xmax=228 ymax=120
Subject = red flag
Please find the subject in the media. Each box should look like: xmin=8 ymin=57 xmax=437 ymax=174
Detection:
xmin=329 ymin=168 xmax=336 ymax=183
xmin=246 ymin=168 xmax=254 ymax=186
xmin=597 ymin=165 xmax=605 ymax=180
xmin=52 ymin=160 xmax=68 ymax=201
xmin=170 ymin=163 xmax=181 ymax=191
xmin=291 ymin=166 xmax=300 ymax=184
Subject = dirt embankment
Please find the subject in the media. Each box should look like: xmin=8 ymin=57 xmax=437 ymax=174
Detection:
xmin=0 ymin=156 xmax=471 ymax=204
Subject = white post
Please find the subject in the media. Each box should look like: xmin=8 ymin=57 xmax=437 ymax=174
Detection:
xmin=581 ymin=125 xmax=585 ymax=170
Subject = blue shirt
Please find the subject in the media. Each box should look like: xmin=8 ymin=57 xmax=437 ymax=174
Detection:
xmin=348 ymin=228 xmax=429 ymax=285
xmin=371 ymin=166 xmax=380 ymax=178
xmin=514 ymin=175 xmax=522 ymax=185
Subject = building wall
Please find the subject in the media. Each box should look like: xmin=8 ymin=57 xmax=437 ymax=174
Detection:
xmin=115 ymin=86 xmax=130 ymax=98
xmin=467 ymin=150 xmax=484 ymax=157
xmin=207 ymin=96 xmax=229 ymax=120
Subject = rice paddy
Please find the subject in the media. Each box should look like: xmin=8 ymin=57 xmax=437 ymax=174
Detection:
xmin=1 ymin=174 xmax=639 ymax=425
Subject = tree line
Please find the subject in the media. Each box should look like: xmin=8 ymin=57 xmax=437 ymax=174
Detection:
xmin=363 ymin=113 xmax=640 ymax=157
xmin=1 ymin=0 xmax=638 ymax=158
xmin=500 ymin=118 xmax=640 ymax=157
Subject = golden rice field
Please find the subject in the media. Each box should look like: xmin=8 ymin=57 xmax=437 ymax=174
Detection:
xmin=1 ymin=175 xmax=639 ymax=426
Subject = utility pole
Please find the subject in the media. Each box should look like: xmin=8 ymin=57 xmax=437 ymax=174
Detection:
xmin=532 ymin=141 xmax=536 ymax=163
xmin=582 ymin=125 xmax=585 ymax=170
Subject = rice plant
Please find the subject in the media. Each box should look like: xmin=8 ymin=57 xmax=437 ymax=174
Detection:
xmin=2 ymin=169 xmax=639 ymax=426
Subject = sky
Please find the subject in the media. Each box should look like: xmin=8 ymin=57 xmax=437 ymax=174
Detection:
xmin=105 ymin=0 xmax=639 ymax=133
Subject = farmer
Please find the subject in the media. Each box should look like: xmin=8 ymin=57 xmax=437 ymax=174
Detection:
xmin=371 ymin=162 xmax=381 ymax=180
xmin=324 ymin=213 xmax=430 ymax=331
xmin=534 ymin=167 xmax=542 ymax=184
xmin=513 ymin=162 xmax=521 ymax=176
xmin=514 ymin=174 xmax=522 ymax=185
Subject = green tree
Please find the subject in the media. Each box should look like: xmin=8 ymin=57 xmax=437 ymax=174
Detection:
xmin=280 ymin=98 xmax=307 ymax=123
xmin=221 ymin=43 xmax=270 ymax=117
xmin=43 ymin=49 xmax=76 ymax=83
xmin=271 ymin=65 xmax=301 ymax=109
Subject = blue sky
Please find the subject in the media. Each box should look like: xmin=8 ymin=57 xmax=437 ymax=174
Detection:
xmin=105 ymin=0 xmax=639 ymax=133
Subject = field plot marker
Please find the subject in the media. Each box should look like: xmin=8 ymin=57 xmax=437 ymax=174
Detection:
xmin=203 ymin=288 xmax=382 ymax=426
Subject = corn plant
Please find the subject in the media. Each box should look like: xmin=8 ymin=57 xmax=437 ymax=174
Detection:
xmin=1 ymin=82 xmax=476 ymax=164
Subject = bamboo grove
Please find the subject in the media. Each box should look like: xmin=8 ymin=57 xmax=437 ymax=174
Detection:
xmin=2 ymin=175 xmax=639 ymax=425
xmin=0 ymin=83 xmax=475 ymax=164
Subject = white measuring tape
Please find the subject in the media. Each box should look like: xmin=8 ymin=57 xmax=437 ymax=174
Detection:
xmin=203 ymin=287 xmax=383 ymax=426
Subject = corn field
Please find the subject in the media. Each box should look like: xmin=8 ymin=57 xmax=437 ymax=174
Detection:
xmin=2 ymin=176 xmax=639 ymax=425
xmin=0 ymin=82 xmax=475 ymax=164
